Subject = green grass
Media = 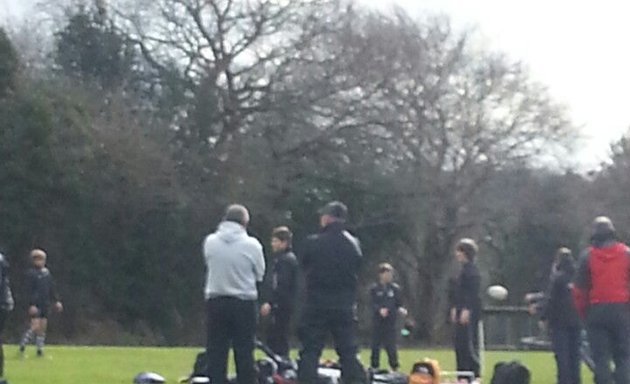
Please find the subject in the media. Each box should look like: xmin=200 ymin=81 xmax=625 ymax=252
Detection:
xmin=4 ymin=345 xmax=592 ymax=383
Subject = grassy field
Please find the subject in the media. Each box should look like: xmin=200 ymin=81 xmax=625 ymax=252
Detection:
xmin=3 ymin=345 xmax=593 ymax=383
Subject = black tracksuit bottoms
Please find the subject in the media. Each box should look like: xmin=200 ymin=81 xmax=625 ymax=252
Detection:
xmin=550 ymin=325 xmax=581 ymax=384
xmin=206 ymin=297 xmax=257 ymax=384
xmin=267 ymin=306 xmax=293 ymax=357
xmin=0 ymin=310 xmax=6 ymax=377
xmin=370 ymin=320 xmax=399 ymax=370
xmin=454 ymin=318 xmax=480 ymax=381
xmin=587 ymin=303 xmax=630 ymax=384
xmin=298 ymin=306 xmax=365 ymax=384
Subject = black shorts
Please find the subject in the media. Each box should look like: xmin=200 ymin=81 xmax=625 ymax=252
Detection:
xmin=31 ymin=305 xmax=48 ymax=319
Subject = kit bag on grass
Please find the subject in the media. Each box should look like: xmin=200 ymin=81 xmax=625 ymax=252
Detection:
xmin=370 ymin=369 xmax=408 ymax=384
xmin=192 ymin=351 xmax=208 ymax=378
xmin=490 ymin=361 xmax=530 ymax=384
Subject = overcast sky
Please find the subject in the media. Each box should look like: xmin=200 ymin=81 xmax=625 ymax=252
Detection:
xmin=2 ymin=0 xmax=629 ymax=170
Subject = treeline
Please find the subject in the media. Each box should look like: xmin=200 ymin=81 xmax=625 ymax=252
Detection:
xmin=0 ymin=0 xmax=628 ymax=345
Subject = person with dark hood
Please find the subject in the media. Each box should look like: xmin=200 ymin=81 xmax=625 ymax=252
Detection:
xmin=541 ymin=247 xmax=581 ymax=384
xmin=450 ymin=238 xmax=481 ymax=383
xmin=574 ymin=216 xmax=630 ymax=384
xmin=260 ymin=226 xmax=298 ymax=358
xmin=297 ymin=201 xmax=366 ymax=384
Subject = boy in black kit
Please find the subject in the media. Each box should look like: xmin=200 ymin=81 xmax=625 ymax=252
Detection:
xmin=450 ymin=239 xmax=481 ymax=383
xmin=260 ymin=226 xmax=298 ymax=357
xmin=19 ymin=249 xmax=63 ymax=357
xmin=369 ymin=263 xmax=407 ymax=371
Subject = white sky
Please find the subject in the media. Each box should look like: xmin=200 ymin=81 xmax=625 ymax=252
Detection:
xmin=2 ymin=0 xmax=629 ymax=170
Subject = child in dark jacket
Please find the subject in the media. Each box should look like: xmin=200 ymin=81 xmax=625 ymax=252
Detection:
xmin=18 ymin=249 xmax=63 ymax=357
xmin=369 ymin=263 xmax=407 ymax=371
xmin=260 ymin=226 xmax=298 ymax=358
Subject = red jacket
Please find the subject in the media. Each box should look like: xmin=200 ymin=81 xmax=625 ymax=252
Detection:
xmin=574 ymin=242 xmax=630 ymax=317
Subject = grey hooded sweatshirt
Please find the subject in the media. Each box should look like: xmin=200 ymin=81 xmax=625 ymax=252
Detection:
xmin=203 ymin=221 xmax=265 ymax=300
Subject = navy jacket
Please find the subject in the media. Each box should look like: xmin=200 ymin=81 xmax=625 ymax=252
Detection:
xmin=299 ymin=222 xmax=362 ymax=309
xmin=261 ymin=250 xmax=298 ymax=309
xmin=541 ymin=268 xmax=580 ymax=328
xmin=0 ymin=253 xmax=13 ymax=311
xmin=370 ymin=282 xmax=403 ymax=325
xmin=26 ymin=267 xmax=60 ymax=307
xmin=453 ymin=261 xmax=481 ymax=316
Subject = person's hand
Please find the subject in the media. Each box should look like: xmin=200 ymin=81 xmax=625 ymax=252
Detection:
xmin=398 ymin=307 xmax=408 ymax=317
xmin=538 ymin=320 xmax=547 ymax=331
xmin=379 ymin=308 xmax=389 ymax=318
xmin=459 ymin=309 xmax=470 ymax=325
xmin=260 ymin=303 xmax=271 ymax=317
xmin=28 ymin=306 xmax=38 ymax=316
xmin=450 ymin=308 xmax=457 ymax=324
xmin=54 ymin=301 xmax=63 ymax=313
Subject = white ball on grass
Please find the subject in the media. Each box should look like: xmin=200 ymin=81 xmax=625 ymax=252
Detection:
xmin=487 ymin=285 xmax=509 ymax=301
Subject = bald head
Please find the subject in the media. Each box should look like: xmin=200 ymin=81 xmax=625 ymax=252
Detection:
xmin=223 ymin=204 xmax=250 ymax=226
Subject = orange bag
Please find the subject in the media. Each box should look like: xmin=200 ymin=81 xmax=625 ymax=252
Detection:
xmin=408 ymin=359 xmax=440 ymax=384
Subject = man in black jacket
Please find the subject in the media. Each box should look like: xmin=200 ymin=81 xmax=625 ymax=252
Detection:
xmin=297 ymin=201 xmax=365 ymax=384
xmin=260 ymin=226 xmax=298 ymax=357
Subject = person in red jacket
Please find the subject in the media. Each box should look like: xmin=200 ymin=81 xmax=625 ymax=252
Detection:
xmin=574 ymin=216 xmax=630 ymax=384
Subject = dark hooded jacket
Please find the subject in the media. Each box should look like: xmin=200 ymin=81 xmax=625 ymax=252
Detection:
xmin=542 ymin=259 xmax=580 ymax=328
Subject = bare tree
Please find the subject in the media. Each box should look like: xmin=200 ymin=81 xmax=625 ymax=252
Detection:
xmin=300 ymin=9 xmax=579 ymax=339
xmin=112 ymin=0 xmax=341 ymax=157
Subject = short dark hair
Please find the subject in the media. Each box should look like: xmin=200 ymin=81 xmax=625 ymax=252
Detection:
xmin=456 ymin=238 xmax=478 ymax=261
xmin=272 ymin=226 xmax=293 ymax=245
xmin=318 ymin=201 xmax=348 ymax=221
xmin=223 ymin=204 xmax=250 ymax=226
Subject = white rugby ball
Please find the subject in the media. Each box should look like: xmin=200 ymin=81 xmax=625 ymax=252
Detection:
xmin=487 ymin=285 xmax=508 ymax=301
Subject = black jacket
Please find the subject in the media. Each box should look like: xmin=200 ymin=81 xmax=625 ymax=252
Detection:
xmin=370 ymin=282 xmax=403 ymax=325
xmin=261 ymin=250 xmax=298 ymax=309
xmin=453 ymin=261 xmax=481 ymax=315
xmin=299 ymin=222 xmax=362 ymax=309
xmin=26 ymin=267 xmax=60 ymax=307
xmin=0 ymin=253 xmax=13 ymax=311
xmin=542 ymin=268 xmax=580 ymax=328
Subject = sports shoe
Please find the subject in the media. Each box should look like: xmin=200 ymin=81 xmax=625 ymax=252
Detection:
xmin=36 ymin=349 xmax=43 ymax=357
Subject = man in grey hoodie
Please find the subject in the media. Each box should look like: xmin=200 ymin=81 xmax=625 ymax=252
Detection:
xmin=203 ymin=204 xmax=265 ymax=384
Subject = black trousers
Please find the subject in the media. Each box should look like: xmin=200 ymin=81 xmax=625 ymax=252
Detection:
xmin=550 ymin=325 xmax=581 ymax=384
xmin=370 ymin=321 xmax=399 ymax=370
xmin=267 ymin=305 xmax=293 ymax=357
xmin=0 ymin=310 xmax=6 ymax=377
xmin=454 ymin=319 xmax=480 ymax=381
xmin=587 ymin=303 xmax=630 ymax=384
xmin=206 ymin=297 xmax=257 ymax=384
xmin=298 ymin=306 xmax=365 ymax=384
